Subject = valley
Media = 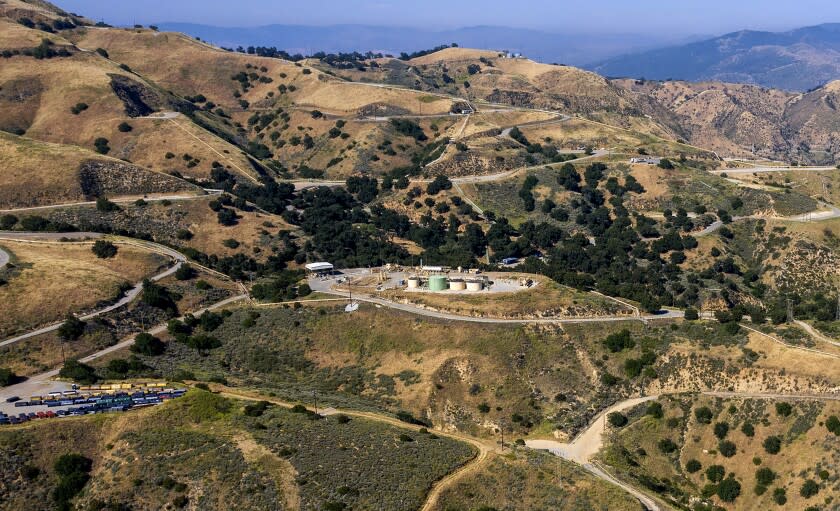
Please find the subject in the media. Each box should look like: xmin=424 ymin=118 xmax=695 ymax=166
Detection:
xmin=1 ymin=1 xmax=840 ymax=510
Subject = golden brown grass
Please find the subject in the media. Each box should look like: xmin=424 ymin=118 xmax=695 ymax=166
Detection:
xmin=378 ymin=276 xmax=632 ymax=319
xmin=0 ymin=49 xmax=257 ymax=181
xmin=0 ymin=131 xmax=199 ymax=208
xmin=0 ymin=240 xmax=167 ymax=335
xmin=152 ymin=198 xmax=293 ymax=259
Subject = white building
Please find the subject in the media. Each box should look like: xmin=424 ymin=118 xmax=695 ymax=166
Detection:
xmin=305 ymin=262 xmax=334 ymax=275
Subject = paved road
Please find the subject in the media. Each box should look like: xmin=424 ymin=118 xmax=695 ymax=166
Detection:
xmin=795 ymin=320 xmax=840 ymax=347
xmin=0 ymin=189 xmax=222 ymax=214
xmin=0 ymin=294 xmax=248 ymax=414
xmin=306 ymin=273 xmax=681 ymax=325
xmin=712 ymin=166 xmax=837 ymax=175
xmin=695 ymin=204 xmax=840 ymax=237
xmin=527 ymin=387 xmax=840 ymax=511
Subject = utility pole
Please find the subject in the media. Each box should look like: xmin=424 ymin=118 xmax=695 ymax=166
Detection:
xmin=836 ymin=295 xmax=840 ymax=322
xmin=786 ymin=298 xmax=794 ymax=324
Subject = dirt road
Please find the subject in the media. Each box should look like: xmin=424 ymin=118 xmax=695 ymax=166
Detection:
xmin=216 ymin=387 xmax=493 ymax=511
xmin=0 ymin=294 xmax=248 ymax=414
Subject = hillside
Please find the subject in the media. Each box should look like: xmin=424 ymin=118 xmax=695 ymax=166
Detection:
xmin=602 ymin=394 xmax=840 ymax=510
xmin=616 ymin=78 xmax=840 ymax=163
xmin=0 ymin=23 xmax=261 ymax=183
xmin=592 ymin=23 xmax=840 ymax=92
xmin=0 ymin=132 xmax=201 ymax=209
xmin=0 ymin=390 xmax=477 ymax=511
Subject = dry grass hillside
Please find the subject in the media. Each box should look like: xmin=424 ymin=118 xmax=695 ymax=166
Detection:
xmin=0 ymin=239 xmax=167 ymax=336
xmin=0 ymin=30 xmax=258 ymax=182
xmin=0 ymin=390 xmax=477 ymax=511
xmin=602 ymin=395 xmax=840 ymax=511
xmin=0 ymin=132 xmax=200 ymax=209
xmin=617 ymin=78 xmax=840 ymax=164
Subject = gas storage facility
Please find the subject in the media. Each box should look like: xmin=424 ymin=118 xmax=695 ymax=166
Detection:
xmin=406 ymin=274 xmax=486 ymax=292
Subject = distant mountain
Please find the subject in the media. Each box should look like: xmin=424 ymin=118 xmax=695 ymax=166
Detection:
xmin=155 ymin=23 xmax=676 ymax=67
xmin=590 ymin=23 xmax=840 ymax=91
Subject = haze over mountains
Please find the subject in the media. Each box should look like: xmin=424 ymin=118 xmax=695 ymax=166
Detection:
xmin=156 ymin=22 xmax=690 ymax=67
xmin=592 ymin=23 xmax=840 ymax=91
xmin=159 ymin=22 xmax=840 ymax=91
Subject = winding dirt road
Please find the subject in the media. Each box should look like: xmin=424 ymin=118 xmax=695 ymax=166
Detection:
xmin=527 ymin=388 xmax=840 ymax=511
xmin=0 ymin=232 xmax=210 ymax=348
xmin=0 ymin=189 xmax=222 ymax=214
xmin=214 ymin=387 xmax=492 ymax=511
xmin=0 ymin=293 xmax=248 ymax=415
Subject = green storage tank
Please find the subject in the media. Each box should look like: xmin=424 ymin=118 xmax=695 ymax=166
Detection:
xmin=428 ymin=275 xmax=448 ymax=292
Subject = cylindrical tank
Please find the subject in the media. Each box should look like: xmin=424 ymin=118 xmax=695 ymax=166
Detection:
xmin=407 ymin=277 xmax=421 ymax=289
xmin=449 ymin=279 xmax=466 ymax=291
xmin=428 ymin=275 xmax=448 ymax=292
xmin=466 ymin=280 xmax=484 ymax=291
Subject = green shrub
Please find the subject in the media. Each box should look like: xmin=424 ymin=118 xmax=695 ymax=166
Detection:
xmin=118 ymin=121 xmax=133 ymax=132
xmin=58 ymin=315 xmax=86 ymax=341
xmin=741 ymin=422 xmax=755 ymax=437
xmin=131 ymin=333 xmax=165 ymax=356
xmin=91 ymin=240 xmax=118 ymax=258
xmin=763 ymin=435 xmax=782 ymax=454
xmin=600 ymin=372 xmax=618 ymax=386
xmin=175 ymin=264 xmax=196 ymax=281
xmin=714 ymin=422 xmax=729 ymax=439
xmin=0 ymin=214 xmax=17 ymax=229
xmin=706 ymin=465 xmax=725 ymax=483
xmin=775 ymin=402 xmax=792 ymax=417
xmin=645 ymin=401 xmax=665 ymax=419
xmin=175 ymin=229 xmax=193 ymax=240
xmin=657 ymin=438 xmax=677 ymax=454
xmin=53 ymin=453 xmax=93 ymax=508
xmin=826 ymin=415 xmax=840 ymax=435
xmin=772 ymin=487 xmax=786 ymax=505
xmin=243 ymin=401 xmax=270 ymax=417
xmin=717 ymin=477 xmax=741 ymax=502
xmin=0 ymin=368 xmax=17 ymax=387
xmin=71 ymin=102 xmax=89 ymax=115
xmin=719 ymin=440 xmax=737 ymax=457
xmin=685 ymin=459 xmax=702 ymax=473
xmin=695 ymin=406 xmax=713 ymax=424
xmin=800 ymin=479 xmax=819 ymax=498
xmin=607 ymin=412 xmax=628 ymax=427
xmin=91 ymin=195 xmax=118 ymax=214
xmin=756 ymin=467 xmax=776 ymax=486
xmin=58 ymin=359 xmax=98 ymax=384
xmin=93 ymin=137 xmax=110 ymax=154
xmin=602 ymin=329 xmax=634 ymax=352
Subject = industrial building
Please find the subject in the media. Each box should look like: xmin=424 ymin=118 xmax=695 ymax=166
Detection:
xmin=305 ymin=262 xmax=334 ymax=275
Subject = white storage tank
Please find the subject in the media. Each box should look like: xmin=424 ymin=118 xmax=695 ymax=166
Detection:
xmin=407 ymin=277 xmax=421 ymax=289
xmin=449 ymin=279 xmax=466 ymax=291
xmin=466 ymin=280 xmax=484 ymax=291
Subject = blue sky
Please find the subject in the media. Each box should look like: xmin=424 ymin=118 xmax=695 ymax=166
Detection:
xmin=56 ymin=0 xmax=840 ymax=35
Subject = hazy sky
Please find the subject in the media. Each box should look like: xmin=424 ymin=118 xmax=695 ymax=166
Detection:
xmin=56 ymin=0 xmax=840 ymax=35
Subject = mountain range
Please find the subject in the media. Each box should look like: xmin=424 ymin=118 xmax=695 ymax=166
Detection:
xmin=156 ymin=22 xmax=682 ymax=67
xmin=591 ymin=23 xmax=840 ymax=91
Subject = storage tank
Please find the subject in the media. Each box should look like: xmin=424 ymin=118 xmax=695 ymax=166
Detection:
xmin=407 ymin=277 xmax=421 ymax=289
xmin=428 ymin=275 xmax=448 ymax=292
xmin=466 ymin=280 xmax=484 ymax=291
xmin=449 ymin=279 xmax=466 ymax=291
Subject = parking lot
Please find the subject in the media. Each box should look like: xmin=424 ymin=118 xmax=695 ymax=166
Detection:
xmin=0 ymin=382 xmax=186 ymax=425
